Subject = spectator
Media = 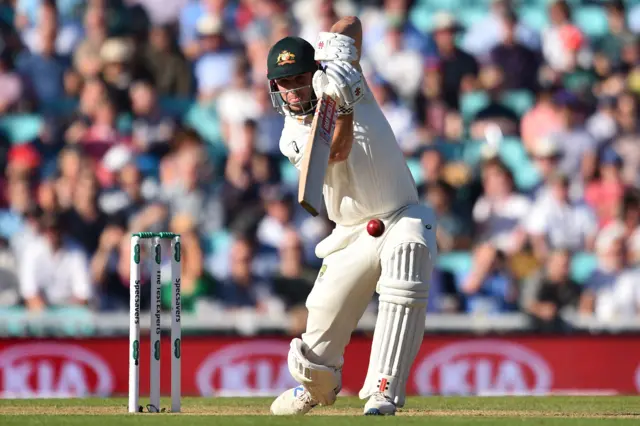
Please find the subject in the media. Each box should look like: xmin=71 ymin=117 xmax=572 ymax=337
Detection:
xmin=526 ymin=173 xmax=597 ymax=260
xmin=472 ymin=158 xmax=530 ymax=254
xmin=18 ymin=212 xmax=92 ymax=311
xmin=100 ymin=37 xmax=147 ymax=113
xmin=584 ymin=149 xmax=627 ymax=228
xmin=586 ymin=95 xmax=618 ymax=146
xmin=130 ymin=80 xmax=176 ymax=157
xmin=490 ymin=8 xmax=540 ymax=92
xmin=60 ymin=170 xmax=108 ymax=255
xmin=521 ymin=248 xmax=581 ymax=327
xmin=470 ymin=65 xmax=520 ymax=138
xmin=463 ymin=0 xmax=539 ymax=58
xmin=541 ymin=0 xmax=588 ymax=74
xmin=424 ymin=180 xmax=472 ymax=252
xmin=459 ymin=246 xmax=518 ymax=314
xmin=78 ymin=99 xmax=130 ymax=161
xmin=73 ymin=4 xmax=108 ymax=80
xmin=416 ymin=146 xmax=445 ymax=195
xmin=521 ymin=85 xmax=564 ymax=154
xmin=431 ymin=12 xmax=478 ymax=110
xmin=528 ymin=136 xmax=563 ymax=201
xmin=580 ymin=226 xmax=640 ymax=320
xmin=21 ymin=0 xmax=82 ymax=57
xmin=217 ymin=236 xmax=282 ymax=313
xmin=0 ymin=177 xmax=35 ymax=247
xmin=547 ymin=92 xmax=598 ymax=196
xmin=161 ymin=213 xmax=210 ymax=313
xmin=272 ymin=227 xmax=315 ymax=310
xmin=368 ymin=77 xmax=417 ymax=154
xmin=144 ymin=24 xmax=193 ymax=97
xmin=256 ymin=184 xmax=296 ymax=251
xmin=159 ymin=129 xmax=223 ymax=235
xmin=597 ymin=0 xmax=632 ymax=67
xmin=193 ymin=14 xmax=236 ymax=103
xmin=599 ymin=190 xmax=640 ymax=266
xmin=0 ymin=50 xmax=25 ymax=113
xmin=217 ymin=58 xmax=261 ymax=149
xmin=16 ymin=19 xmax=69 ymax=106
xmin=368 ymin=20 xmax=423 ymax=101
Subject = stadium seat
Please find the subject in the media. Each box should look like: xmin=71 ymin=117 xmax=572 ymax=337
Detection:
xmin=460 ymin=91 xmax=490 ymax=122
xmin=409 ymin=4 xmax=433 ymax=33
xmin=184 ymin=103 xmax=223 ymax=147
xmin=41 ymin=97 xmax=79 ymax=117
xmin=458 ymin=8 xmax=487 ymax=27
xmin=159 ymin=97 xmax=194 ymax=118
xmin=280 ymin=159 xmax=299 ymax=187
xmin=0 ymin=114 xmax=43 ymax=144
xmin=437 ymin=251 xmax=473 ymax=275
xmin=406 ymin=157 xmax=424 ymax=186
xmin=519 ymin=6 xmax=548 ymax=31
xmin=209 ymin=230 xmax=233 ymax=254
xmin=501 ymin=90 xmax=535 ymax=117
xmin=575 ymin=7 xmax=609 ymax=39
xmin=570 ymin=252 xmax=597 ymax=284
xmin=462 ymin=140 xmax=485 ymax=166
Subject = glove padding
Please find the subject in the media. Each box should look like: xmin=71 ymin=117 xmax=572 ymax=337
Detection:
xmin=314 ymin=32 xmax=359 ymax=63
xmin=324 ymin=61 xmax=364 ymax=107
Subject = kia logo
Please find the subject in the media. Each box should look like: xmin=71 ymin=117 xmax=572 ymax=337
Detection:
xmin=0 ymin=343 xmax=114 ymax=398
xmin=414 ymin=340 xmax=552 ymax=396
xmin=196 ymin=341 xmax=298 ymax=396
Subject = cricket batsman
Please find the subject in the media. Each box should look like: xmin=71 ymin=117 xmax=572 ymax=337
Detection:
xmin=267 ymin=16 xmax=437 ymax=416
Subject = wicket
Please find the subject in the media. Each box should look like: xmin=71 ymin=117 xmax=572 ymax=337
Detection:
xmin=128 ymin=232 xmax=182 ymax=413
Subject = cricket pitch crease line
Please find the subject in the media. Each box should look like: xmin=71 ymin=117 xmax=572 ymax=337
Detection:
xmin=1 ymin=408 xmax=639 ymax=418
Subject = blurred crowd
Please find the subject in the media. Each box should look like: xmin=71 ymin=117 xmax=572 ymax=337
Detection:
xmin=0 ymin=0 xmax=639 ymax=333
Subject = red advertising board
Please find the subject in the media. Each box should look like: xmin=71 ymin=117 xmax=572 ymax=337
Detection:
xmin=0 ymin=335 xmax=639 ymax=398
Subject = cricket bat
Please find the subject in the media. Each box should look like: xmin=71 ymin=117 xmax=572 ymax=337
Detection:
xmin=298 ymin=92 xmax=338 ymax=216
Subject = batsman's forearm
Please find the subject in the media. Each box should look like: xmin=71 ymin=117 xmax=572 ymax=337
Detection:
xmin=330 ymin=16 xmax=362 ymax=70
xmin=329 ymin=113 xmax=354 ymax=164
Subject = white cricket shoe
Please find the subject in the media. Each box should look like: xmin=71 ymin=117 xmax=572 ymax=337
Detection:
xmin=363 ymin=392 xmax=396 ymax=416
xmin=270 ymin=385 xmax=318 ymax=415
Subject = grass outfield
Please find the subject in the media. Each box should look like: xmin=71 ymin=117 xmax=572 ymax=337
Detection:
xmin=0 ymin=396 xmax=639 ymax=425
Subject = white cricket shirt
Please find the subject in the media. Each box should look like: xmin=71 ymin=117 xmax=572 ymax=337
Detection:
xmin=279 ymin=81 xmax=419 ymax=226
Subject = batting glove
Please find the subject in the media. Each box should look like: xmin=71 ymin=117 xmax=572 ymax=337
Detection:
xmin=312 ymin=69 xmax=355 ymax=116
xmin=324 ymin=61 xmax=365 ymax=107
xmin=314 ymin=32 xmax=359 ymax=63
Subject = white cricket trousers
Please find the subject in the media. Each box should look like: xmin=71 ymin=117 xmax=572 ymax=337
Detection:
xmin=300 ymin=203 xmax=437 ymax=368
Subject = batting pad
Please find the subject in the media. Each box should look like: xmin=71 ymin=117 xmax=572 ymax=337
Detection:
xmin=288 ymin=338 xmax=342 ymax=406
xmin=360 ymin=242 xmax=431 ymax=407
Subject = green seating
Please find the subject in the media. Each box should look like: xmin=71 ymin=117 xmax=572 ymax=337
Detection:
xmin=460 ymin=91 xmax=490 ymax=122
xmin=0 ymin=114 xmax=43 ymax=144
xmin=575 ymin=7 xmax=609 ymax=39
xmin=406 ymin=157 xmax=424 ymax=186
xmin=280 ymin=159 xmax=299 ymax=187
xmin=570 ymin=252 xmax=597 ymax=284
xmin=184 ymin=102 xmax=223 ymax=147
xmin=502 ymin=90 xmax=535 ymax=117
xmin=519 ymin=6 xmax=548 ymax=31
xmin=437 ymin=251 xmax=473 ymax=275
xmin=159 ymin=97 xmax=194 ymax=118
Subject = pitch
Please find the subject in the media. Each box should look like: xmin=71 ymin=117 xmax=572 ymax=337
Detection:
xmin=0 ymin=396 xmax=638 ymax=425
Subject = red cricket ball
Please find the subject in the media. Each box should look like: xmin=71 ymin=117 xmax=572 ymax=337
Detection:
xmin=367 ymin=219 xmax=385 ymax=237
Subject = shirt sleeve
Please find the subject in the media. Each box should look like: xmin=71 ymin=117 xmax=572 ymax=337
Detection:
xmin=18 ymin=241 xmax=40 ymax=299
xmin=524 ymin=202 xmax=547 ymax=235
xmin=70 ymin=249 xmax=92 ymax=301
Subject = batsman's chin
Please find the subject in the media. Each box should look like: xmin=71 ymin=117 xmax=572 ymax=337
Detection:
xmin=270 ymin=386 xmax=318 ymax=416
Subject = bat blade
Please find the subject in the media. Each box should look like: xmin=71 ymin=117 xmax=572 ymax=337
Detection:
xmin=298 ymin=92 xmax=338 ymax=216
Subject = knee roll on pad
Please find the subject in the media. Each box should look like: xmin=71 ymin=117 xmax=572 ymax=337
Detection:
xmin=360 ymin=242 xmax=431 ymax=407
xmin=288 ymin=338 xmax=342 ymax=406
xmin=377 ymin=242 xmax=431 ymax=305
